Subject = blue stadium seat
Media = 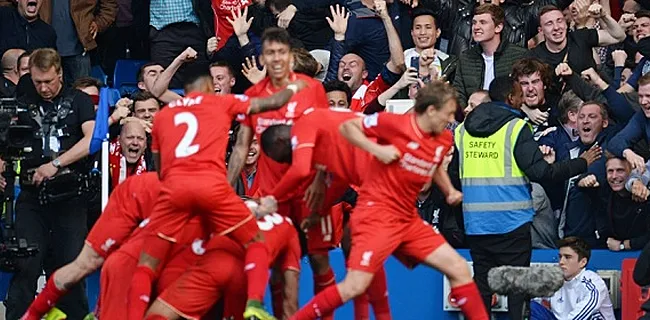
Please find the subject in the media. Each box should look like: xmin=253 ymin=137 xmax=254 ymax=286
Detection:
xmin=118 ymin=85 xmax=140 ymax=97
xmin=90 ymin=65 xmax=108 ymax=85
xmin=107 ymin=88 xmax=121 ymax=106
xmin=113 ymin=60 xmax=147 ymax=91
xmin=170 ymin=88 xmax=184 ymax=96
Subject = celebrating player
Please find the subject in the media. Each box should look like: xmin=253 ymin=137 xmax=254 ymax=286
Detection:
xmin=20 ymin=173 xmax=161 ymax=320
xmin=290 ymin=81 xmax=489 ymax=320
xmin=143 ymin=207 xmax=301 ymax=320
xmin=126 ymin=64 xmax=308 ymax=320
xmin=226 ymin=27 xmax=330 ymax=316
xmin=260 ymin=107 xmax=392 ymax=318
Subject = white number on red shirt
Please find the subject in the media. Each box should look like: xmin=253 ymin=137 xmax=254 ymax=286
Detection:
xmin=257 ymin=213 xmax=287 ymax=231
xmin=174 ymin=112 xmax=200 ymax=158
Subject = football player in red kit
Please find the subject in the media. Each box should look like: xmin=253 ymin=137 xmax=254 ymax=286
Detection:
xmin=260 ymin=107 xmax=391 ymax=319
xmin=139 ymin=202 xmax=301 ymax=320
xmin=225 ymin=27 xmax=330 ymax=319
xmin=290 ymin=81 xmax=489 ymax=320
xmin=20 ymin=173 xmax=161 ymax=320
xmin=127 ymin=64 xmax=308 ymax=320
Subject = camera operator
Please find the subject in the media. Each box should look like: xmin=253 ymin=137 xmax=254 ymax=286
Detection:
xmin=5 ymin=48 xmax=95 ymax=319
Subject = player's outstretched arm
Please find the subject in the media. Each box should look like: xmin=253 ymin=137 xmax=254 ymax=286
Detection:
xmin=227 ymin=126 xmax=254 ymax=187
xmin=339 ymin=118 xmax=401 ymax=164
xmin=248 ymin=80 xmax=308 ymax=114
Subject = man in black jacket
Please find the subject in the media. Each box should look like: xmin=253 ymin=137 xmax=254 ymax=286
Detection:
xmin=0 ymin=0 xmax=56 ymax=59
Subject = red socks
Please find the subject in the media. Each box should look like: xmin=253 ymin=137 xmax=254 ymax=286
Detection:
xmin=290 ymin=285 xmax=343 ymax=320
xmin=450 ymin=282 xmax=490 ymax=320
xmin=21 ymin=274 xmax=66 ymax=320
xmin=271 ymin=281 xmax=284 ymax=318
xmin=313 ymin=268 xmax=335 ymax=320
xmin=368 ymin=266 xmax=391 ymax=319
xmin=353 ymin=294 xmax=370 ymax=320
xmin=144 ymin=314 xmax=168 ymax=320
xmin=245 ymin=242 xmax=271 ymax=301
xmin=127 ymin=266 xmax=156 ymax=320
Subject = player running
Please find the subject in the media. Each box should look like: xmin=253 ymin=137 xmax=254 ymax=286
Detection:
xmin=290 ymin=81 xmax=489 ymax=320
xmin=127 ymin=65 xmax=307 ymax=320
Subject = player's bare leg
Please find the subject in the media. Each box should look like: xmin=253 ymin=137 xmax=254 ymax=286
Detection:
xmin=340 ymin=225 xmax=391 ymax=320
xmin=21 ymin=245 xmax=105 ymax=320
xmin=270 ymin=268 xmax=285 ymax=318
xmin=127 ymin=236 xmax=174 ymax=320
xmin=143 ymin=300 xmax=180 ymax=320
xmin=421 ymin=243 xmax=489 ymax=320
xmin=282 ymin=269 xmax=300 ymax=319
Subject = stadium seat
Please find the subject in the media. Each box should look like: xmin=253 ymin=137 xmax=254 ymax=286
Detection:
xmin=107 ymin=88 xmax=121 ymax=106
xmin=90 ymin=65 xmax=108 ymax=85
xmin=170 ymin=88 xmax=184 ymax=96
xmin=113 ymin=60 xmax=147 ymax=92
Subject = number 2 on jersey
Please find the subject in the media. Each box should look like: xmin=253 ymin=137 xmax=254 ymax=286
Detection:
xmin=174 ymin=112 xmax=200 ymax=158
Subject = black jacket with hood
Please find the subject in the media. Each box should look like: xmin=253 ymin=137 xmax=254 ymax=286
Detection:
xmin=461 ymin=101 xmax=588 ymax=184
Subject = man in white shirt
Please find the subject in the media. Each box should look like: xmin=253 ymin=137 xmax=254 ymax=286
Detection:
xmin=531 ymin=236 xmax=615 ymax=320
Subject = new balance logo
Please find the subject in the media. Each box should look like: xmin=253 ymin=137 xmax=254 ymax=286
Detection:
xmin=407 ymin=141 xmax=419 ymax=150
xmin=244 ymin=263 xmax=256 ymax=271
xmin=100 ymin=238 xmax=116 ymax=252
xmin=360 ymin=251 xmax=373 ymax=267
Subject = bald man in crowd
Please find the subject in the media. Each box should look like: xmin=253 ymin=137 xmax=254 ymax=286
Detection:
xmin=1 ymin=48 xmax=25 ymax=97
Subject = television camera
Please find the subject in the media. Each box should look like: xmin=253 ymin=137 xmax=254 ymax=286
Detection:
xmin=0 ymin=98 xmax=40 ymax=272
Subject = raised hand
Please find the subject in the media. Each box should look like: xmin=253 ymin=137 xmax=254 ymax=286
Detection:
xmin=277 ymin=4 xmax=297 ymax=29
xmin=227 ymin=7 xmax=254 ymax=37
xmin=242 ymin=56 xmax=267 ymax=85
xmin=326 ymin=4 xmax=349 ymax=41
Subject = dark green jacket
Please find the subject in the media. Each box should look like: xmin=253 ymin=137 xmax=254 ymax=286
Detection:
xmin=452 ymin=39 xmax=527 ymax=107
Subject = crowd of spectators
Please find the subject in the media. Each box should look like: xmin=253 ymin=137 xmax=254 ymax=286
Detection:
xmin=2 ymin=0 xmax=650 ymax=318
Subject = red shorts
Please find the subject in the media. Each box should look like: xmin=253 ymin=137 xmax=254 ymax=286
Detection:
xmin=85 ymin=194 xmax=139 ymax=258
xmin=98 ymin=250 xmax=137 ymax=319
xmin=157 ymin=241 xmax=247 ymax=320
xmin=306 ymin=204 xmax=345 ymax=255
xmin=347 ymin=207 xmax=447 ymax=273
xmin=148 ymin=177 xmax=259 ymax=246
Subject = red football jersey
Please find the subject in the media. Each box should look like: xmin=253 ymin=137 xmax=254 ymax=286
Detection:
xmin=151 ymin=92 xmax=251 ymax=179
xmin=211 ymin=0 xmax=251 ymax=51
xmin=357 ymin=112 xmax=453 ymax=217
xmin=204 ymin=213 xmax=301 ymax=272
xmin=241 ymin=73 xmax=328 ymax=196
xmin=271 ymin=108 xmax=370 ymax=200
xmin=85 ymin=172 xmax=161 ymax=257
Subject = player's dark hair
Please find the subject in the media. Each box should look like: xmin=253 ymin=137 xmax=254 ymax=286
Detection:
xmin=183 ymin=64 xmax=212 ymax=92
xmin=411 ymin=7 xmax=438 ymax=29
xmin=324 ymin=80 xmax=352 ymax=104
xmin=557 ymin=236 xmax=591 ymax=263
xmin=260 ymin=125 xmax=292 ymax=164
xmin=137 ymin=62 xmax=163 ymax=83
xmin=209 ymin=61 xmax=235 ymax=77
xmin=413 ymin=81 xmax=457 ymax=114
xmin=262 ymin=27 xmax=292 ymax=48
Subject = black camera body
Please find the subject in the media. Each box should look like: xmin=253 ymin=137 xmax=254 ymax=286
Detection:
xmin=0 ymin=98 xmax=40 ymax=272
xmin=0 ymin=98 xmax=40 ymax=161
